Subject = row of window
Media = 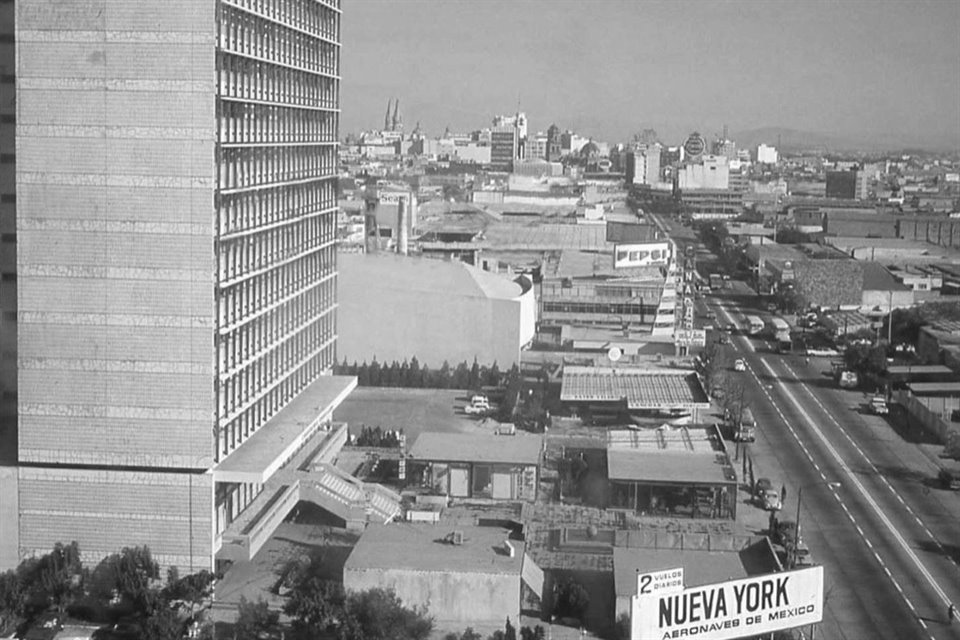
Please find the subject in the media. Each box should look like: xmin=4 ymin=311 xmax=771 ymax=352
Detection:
xmin=219 ymin=100 xmax=338 ymax=144
xmin=219 ymin=145 xmax=336 ymax=191
xmin=219 ymin=279 xmax=335 ymax=375
xmin=215 ymin=480 xmax=264 ymax=535
xmin=220 ymin=301 xmax=333 ymax=402
xmin=218 ymin=180 xmax=335 ymax=236
xmin=219 ymin=245 xmax=335 ymax=327
xmin=220 ymin=6 xmax=339 ymax=76
xmin=223 ymin=0 xmax=340 ymax=43
xmin=542 ymin=301 xmax=651 ymax=316
xmin=218 ymin=322 xmax=335 ymax=457
xmin=218 ymin=53 xmax=338 ymax=109
xmin=219 ymin=216 xmax=334 ymax=285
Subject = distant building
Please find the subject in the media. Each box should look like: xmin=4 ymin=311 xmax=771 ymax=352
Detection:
xmin=677 ymin=155 xmax=730 ymax=190
xmin=337 ymin=252 xmax=536 ymax=369
xmin=677 ymin=188 xmax=743 ymax=220
xmin=626 ymin=149 xmax=661 ymax=186
xmin=826 ymin=170 xmax=868 ymax=200
xmin=546 ymin=124 xmax=563 ymax=162
xmin=527 ymin=131 xmax=548 ymax=160
xmin=490 ymin=126 xmax=517 ymax=172
xmin=756 ymin=144 xmax=779 ymax=164
xmin=712 ymin=138 xmax=737 ymax=159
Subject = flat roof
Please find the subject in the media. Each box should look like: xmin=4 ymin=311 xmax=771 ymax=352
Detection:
xmin=612 ymin=547 xmax=749 ymax=597
xmin=560 ymin=366 xmax=710 ymax=409
xmin=607 ymin=449 xmax=735 ymax=485
xmin=908 ymin=382 xmax=960 ymax=395
xmin=886 ymin=365 xmax=954 ymax=375
xmin=214 ymin=375 xmax=357 ymax=484
xmin=408 ymin=431 xmax=543 ymax=465
xmin=344 ymin=523 xmax=524 ymax=575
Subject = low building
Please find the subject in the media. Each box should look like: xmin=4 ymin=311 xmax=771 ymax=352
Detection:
xmin=677 ymin=188 xmax=743 ymax=220
xmin=918 ymin=321 xmax=960 ymax=366
xmin=337 ymin=252 xmax=536 ymax=369
xmin=407 ymin=432 xmax=543 ymax=501
xmin=605 ymin=426 xmax=738 ymax=520
xmin=559 ymin=366 xmax=711 ymax=422
xmin=343 ymin=523 xmax=526 ymax=631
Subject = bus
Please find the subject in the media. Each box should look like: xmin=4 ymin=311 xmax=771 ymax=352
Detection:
xmin=745 ymin=315 xmax=765 ymax=335
xmin=768 ymin=317 xmax=791 ymax=351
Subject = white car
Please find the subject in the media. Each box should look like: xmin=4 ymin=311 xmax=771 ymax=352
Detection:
xmin=734 ymin=359 xmax=746 ymax=372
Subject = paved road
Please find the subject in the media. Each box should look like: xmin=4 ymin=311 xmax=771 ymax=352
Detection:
xmin=707 ymin=292 xmax=960 ymax=640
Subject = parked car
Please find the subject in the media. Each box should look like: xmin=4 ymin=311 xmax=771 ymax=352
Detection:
xmin=868 ymin=395 xmax=889 ymax=415
xmin=726 ymin=322 xmax=738 ymax=333
xmin=939 ymin=466 xmax=960 ymax=491
xmin=718 ymin=333 xmax=730 ymax=345
xmin=734 ymin=358 xmax=746 ymax=372
xmin=761 ymin=488 xmax=782 ymax=511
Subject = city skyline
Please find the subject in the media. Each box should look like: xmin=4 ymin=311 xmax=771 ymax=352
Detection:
xmin=342 ymin=0 xmax=960 ymax=149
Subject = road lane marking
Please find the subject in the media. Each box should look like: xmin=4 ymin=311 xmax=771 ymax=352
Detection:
xmin=756 ymin=357 xmax=950 ymax=619
xmin=781 ymin=360 xmax=960 ymax=572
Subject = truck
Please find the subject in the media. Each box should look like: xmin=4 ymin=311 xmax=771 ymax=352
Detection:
xmin=734 ymin=408 xmax=756 ymax=442
xmin=767 ymin=317 xmax=792 ymax=353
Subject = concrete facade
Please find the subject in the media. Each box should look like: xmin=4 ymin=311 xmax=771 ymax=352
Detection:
xmin=337 ymin=252 xmax=535 ymax=368
xmin=343 ymin=524 xmax=523 ymax=630
xmin=8 ymin=0 xmax=343 ymax=571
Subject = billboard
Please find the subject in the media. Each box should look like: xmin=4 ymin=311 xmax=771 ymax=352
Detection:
xmin=614 ymin=242 xmax=672 ymax=269
xmin=631 ymin=566 xmax=823 ymax=640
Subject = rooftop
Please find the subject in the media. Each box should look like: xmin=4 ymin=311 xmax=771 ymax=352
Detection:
xmin=343 ymin=523 xmax=524 ymax=575
xmin=885 ymin=364 xmax=955 ymax=376
xmin=605 ymin=426 xmax=735 ymax=485
xmin=408 ymin=431 xmax=544 ymax=465
xmin=339 ymin=252 xmax=525 ymax=300
xmin=613 ymin=547 xmax=749 ymax=597
xmin=907 ymin=382 xmax=960 ymax=395
xmin=213 ymin=375 xmax=357 ymax=484
xmin=560 ymin=366 xmax=710 ymax=409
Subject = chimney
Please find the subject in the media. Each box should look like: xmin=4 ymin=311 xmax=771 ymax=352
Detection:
xmin=503 ymin=540 xmax=515 ymax=558
xmin=396 ymin=197 xmax=409 ymax=256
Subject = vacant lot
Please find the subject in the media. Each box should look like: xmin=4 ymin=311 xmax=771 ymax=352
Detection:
xmin=333 ymin=387 xmax=487 ymax=445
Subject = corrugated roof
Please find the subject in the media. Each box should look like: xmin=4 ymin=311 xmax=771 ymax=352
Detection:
xmin=408 ymin=431 xmax=543 ymax=465
xmin=560 ymin=366 xmax=710 ymax=409
xmin=344 ymin=523 xmax=524 ymax=575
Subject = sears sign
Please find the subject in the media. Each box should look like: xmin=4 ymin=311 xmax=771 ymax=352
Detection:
xmin=632 ymin=566 xmax=823 ymax=640
xmin=614 ymin=242 xmax=671 ymax=269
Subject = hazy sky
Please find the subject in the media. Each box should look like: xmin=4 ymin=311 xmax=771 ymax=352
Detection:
xmin=341 ymin=0 xmax=960 ymax=147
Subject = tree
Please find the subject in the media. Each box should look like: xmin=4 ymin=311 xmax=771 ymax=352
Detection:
xmin=140 ymin=604 xmax=184 ymax=640
xmin=22 ymin=542 xmax=85 ymax=619
xmin=357 ymin=361 xmax=370 ymax=386
xmin=338 ymin=588 xmax=433 ymax=640
xmin=163 ymin=569 xmax=215 ymax=609
xmin=0 ymin=570 xmax=24 ymax=633
xmin=554 ymin=579 xmax=589 ymax=620
xmin=284 ymin=576 xmax=345 ymax=636
xmin=504 ymin=617 xmax=516 ymax=640
xmin=235 ymin=597 xmax=280 ymax=640
xmin=91 ymin=546 xmax=161 ymax=613
xmin=467 ymin=359 xmax=481 ymax=390
xmin=408 ymin=357 xmax=422 ymax=388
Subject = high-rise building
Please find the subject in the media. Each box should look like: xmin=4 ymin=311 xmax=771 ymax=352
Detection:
xmin=826 ymin=169 xmax=868 ymax=200
xmin=490 ymin=126 xmax=517 ymax=172
xmin=3 ymin=0 xmax=350 ymax=572
xmin=756 ymin=144 xmax=779 ymax=164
